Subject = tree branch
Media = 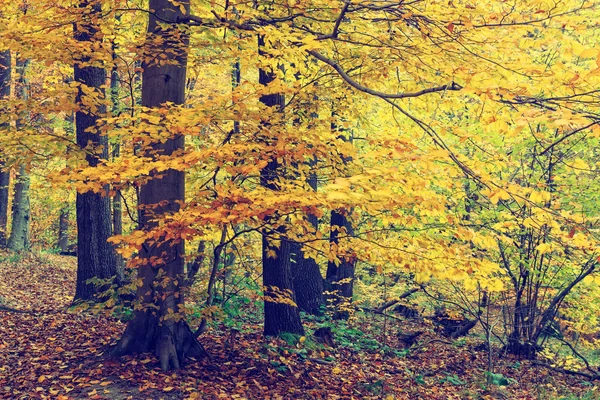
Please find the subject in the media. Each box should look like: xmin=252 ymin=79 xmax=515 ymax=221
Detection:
xmin=306 ymin=50 xmax=462 ymax=99
xmin=376 ymin=287 xmax=420 ymax=312
xmin=539 ymin=122 xmax=597 ymax=156
xmin=317 ymin=1 xmax=350 ymax=40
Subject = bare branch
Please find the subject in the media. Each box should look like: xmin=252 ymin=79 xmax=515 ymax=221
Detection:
xmin=317 ymin=1 xmax=350 ymax=40
xmin=539 ymin=122 xmax=598 ymax=156
xmin=306 ymin=50 xmax=462 ymax=99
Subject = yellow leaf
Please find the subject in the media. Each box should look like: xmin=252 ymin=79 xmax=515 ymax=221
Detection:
xmin=489 ymin=189 xmax=510 ymax=205
xmin=332 ymin=367 xmax=342 ymax=374
xmin=571 ymin=158 xmax=589 ymax=172
xmin=578 ymin=48 xmax=597 ymax=58
xmin=535 ymin=243 xmax=552 ymax=255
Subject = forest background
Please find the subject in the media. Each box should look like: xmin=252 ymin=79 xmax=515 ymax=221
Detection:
xmin=0 ymin=0 xmax=600 ymax=398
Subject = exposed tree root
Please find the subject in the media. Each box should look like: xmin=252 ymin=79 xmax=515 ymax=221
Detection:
xmin=0 ymin=305 xmax=33 ymax=314
xmin=112 ymin=314 xmax=210 ymax=371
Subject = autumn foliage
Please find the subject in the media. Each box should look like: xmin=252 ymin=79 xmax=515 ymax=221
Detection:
xmin=0 ymin=0 xmax=600 ymax=397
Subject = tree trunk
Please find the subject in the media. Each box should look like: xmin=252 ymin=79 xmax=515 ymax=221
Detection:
xmin=259 ymin=35 xmax=304 ymax=336
xmin=0 ymin=50 xmax=10 ymax=248
xmin=291 ymin=170 xmax=324 ymax=314
xmin=110 ymin=43 xmax=124 ymax=270
xmin=73 ymin=1 xmax=119 ymax=301
xmin=326 ymin=208 xmax=356 ymax=320
xmin=326 ymin=113 xmax=356 ymax=320
xmin=7 ymin=164 xmax=30 ymax=251
xmin=57 ymin=206 xmax=70 ymax=253
xmin=8 ymin=59 xmax=31 ymax=252
xmin=112 ymin=0 xmax=208 ymax=371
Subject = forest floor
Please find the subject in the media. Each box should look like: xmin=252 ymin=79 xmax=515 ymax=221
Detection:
xmin=0 ymin=252 xmax=597 ymax=400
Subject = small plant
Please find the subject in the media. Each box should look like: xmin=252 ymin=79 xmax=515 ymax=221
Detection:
xmin=484 ymin=371 xmax=517 ymax=386
xmin=440 ymin=373 xmax=467 ymax=385
xmin=0 ymin=252 xmax=23 ymax=264
xmin=279 ymin=332 xmax=301 ymax=346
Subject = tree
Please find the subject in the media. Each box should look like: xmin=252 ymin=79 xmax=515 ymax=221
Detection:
xmin=112 ymin=0 xmax=208 ymax=371
xmin=8 ymin=58 xmax=31 ymax=252
xmin=57 ymin=207 xmax=70 ymax=253
xmin=291 ymin=170 xmax=324 ymax=315
xmin=73 ymin=0 xmax=119 ymax=300
xmin=110 ymin=37 xmax=124 ymax=269
xmin=258 ymin=35 xmax=305 ymax=336
xmin=326 ymin=208 xmax=356 ymax=320
xmin=0 ymin=50 xmax=10 ymax=248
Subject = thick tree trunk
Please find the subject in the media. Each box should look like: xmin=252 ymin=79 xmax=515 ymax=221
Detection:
xmin=291 ymin=243 xmax=324 ymax=314
xmin=326 ymin=208 xmax=356 ymax=320
xmin=0 ymin=50 xmax=11 ymax=248
xmin=8 ymin=59 xmax=31 ymax=252
xmin=113 ymin=0 xmax=208 ymax=371
xmin=73 ymin=1 xmax=119 ymax=301
xmin=291 ymin=171 xmax=324 ymax=314
xmin=259 ymin=36 xmax=304 ymax=336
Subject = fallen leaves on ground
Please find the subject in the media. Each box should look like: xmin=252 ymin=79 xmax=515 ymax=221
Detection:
xmin=0 ymin=252 xmax=596 ymax=399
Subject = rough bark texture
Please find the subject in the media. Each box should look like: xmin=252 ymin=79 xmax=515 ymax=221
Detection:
xmin=259 ymin=36 xmax=304 ymax=336
xmin=73 ymin=1 xmax=119 ymax=301
xmin=112 ymin=0 xmax=208 ymax=371
xmin=326 ymin=209 xmax=356 ymax=320
xmin=0 ymin=50 xmax=11 ymax=248
xmin=8 ymin=60 xmax=31 ymax=252
xmin=291 ymin=171 xmax=324 ymax=314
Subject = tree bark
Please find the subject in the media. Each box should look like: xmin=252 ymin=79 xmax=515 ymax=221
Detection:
xmin=110 ymin=43 xmax=124 ymax=270
xmin=259 ymin=35 xmax=304 ymax=336
xmin=326 ymin=208 xmax=356 ymax=320
xmin=8 ymin=164 xmax=30 ymax=251
xmin=112 ymin=0 xmax=208 ymax=371
xmin=326 ymin=114 xmax=356 ymax=320
xmin=57 ymin=206 xmax=70 ymax=253
xmin=73 ymin=1 xmax=119 ymax=301
xmin=291 ymin=170 xmax=324 ymax=314
xmin=8 ymin=59 xmax=31 ymax=252
xmin=0 ymin=50 xmax=10 ymax=248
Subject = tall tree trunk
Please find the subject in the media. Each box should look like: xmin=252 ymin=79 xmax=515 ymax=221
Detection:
xmin=58 ymin=109 xmax=74 ymax=254
xmin=73 ymin=1 xmax=119 ymax=301
xmin=259 ymin=36 xmax=304 ymax=336
xmin=8 ymin=59 xmax=31 ymax=252
xmin=112 ymin=0 xmax=208 ymax=371
xmin=0 ymin=50 xmax=10 ymax=248
xmin=110 ymin=41 xmax=124 ymax=270
xmin=326 ymin=208 xmax=356 ymax=320
xmin=291 ymin=169 xmax=324 ymax=314
xmin=326 ymin=115 xmax=356 ymax=320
